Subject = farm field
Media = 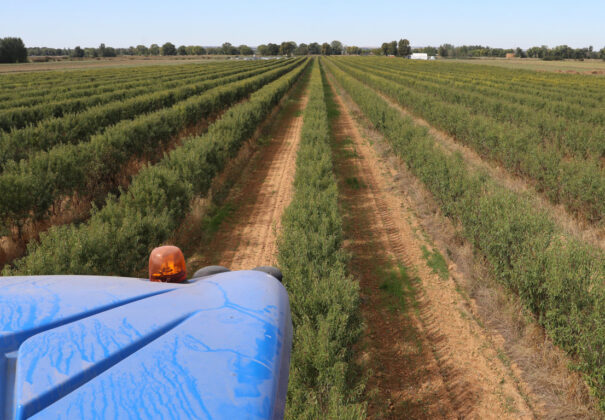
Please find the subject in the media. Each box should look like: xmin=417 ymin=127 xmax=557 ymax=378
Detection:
xmin=0 ymin=55 xmax=233 ymax=73
xmin=324 ymin=56 xmax=605 ymax=416
xmin=0 ymin=57 xmax=303 ymax=264
xmin=330 ymin=57 xmax=605 ymax=224
xmin=2 ymin=56 xmax=605 ymax=418
xmin=448 ymin=57 xmax=605 ymax=74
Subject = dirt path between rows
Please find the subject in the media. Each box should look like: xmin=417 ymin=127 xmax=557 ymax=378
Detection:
xmin=187 ymin=77 xmax=309 ymax=271
xmin=326 ymin=71 xmax=538 ymax=419
xmin=373 ymin=89 xmax=605 ymax=252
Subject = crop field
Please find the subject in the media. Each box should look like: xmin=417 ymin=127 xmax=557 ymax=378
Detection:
xmin=2 ymin=56 xmax=605 ymax=418
xmin=324 ymin=56 xmax=605 ymax=416
xmin=0 ymin=58 xmax=304 ymax=263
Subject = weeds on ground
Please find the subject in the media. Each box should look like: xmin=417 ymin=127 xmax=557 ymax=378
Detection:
xmin=345 ymin=177 xmax=365 ymax=189
xmin=378 ymin=263 xmax=417 ymax=313
xmin=421 ymin=245 xmax=449 ymax=280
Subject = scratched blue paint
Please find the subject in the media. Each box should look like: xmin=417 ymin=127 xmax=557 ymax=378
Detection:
xmin=0 ymin=276 xmax=179 ymax=354
xmin=0 ymin=271 xmax=291 ymax=419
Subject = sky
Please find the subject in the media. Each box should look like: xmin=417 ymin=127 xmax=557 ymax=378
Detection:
xmin=2 ymin=0 xmax=604 ymax=49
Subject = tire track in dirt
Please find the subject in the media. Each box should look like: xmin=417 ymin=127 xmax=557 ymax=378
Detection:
xmin=192 ymin=79 xmax=309 ymax=271
xmin=326 ymin=70 xmax=536 ymax=419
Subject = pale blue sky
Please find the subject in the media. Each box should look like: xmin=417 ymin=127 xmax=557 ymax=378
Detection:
xmin=2 ymin=0 xmax=604 ymax=49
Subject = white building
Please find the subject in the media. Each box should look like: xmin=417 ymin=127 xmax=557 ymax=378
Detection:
xmin=410 ymin=53 xmax=428 ymax=60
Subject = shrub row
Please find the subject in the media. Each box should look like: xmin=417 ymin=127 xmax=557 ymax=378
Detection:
xmin=371 ymin=59 xmax=605 ymax=125
xmin=0 ymin=71 xmax=210 ymax=132
xmin=0 ymin=59 xmax=303 ymax=233
xmin=0 ymin=59 xmax=288 ymax=165
xmin=332 ymin=58 xmax=605 ymax=224
xmin=0 ymin=63 xmax=257 ymax=130
xmin=0 ymin=64 xmax=214 ymax=109
xmin=278 ymin=60 xmax=364 ymax=418
xmin=4 ymin=59 xmax=309 ymax=276
xmin=0 ymin=61 xmax=216 ymax=94
xmin=325 ymin=59 xmax=605 ymax=410
xmin=350 ymin=57 xmax=604 ymax=107
xmin=340 ymin=58 xmax=604 ymax=156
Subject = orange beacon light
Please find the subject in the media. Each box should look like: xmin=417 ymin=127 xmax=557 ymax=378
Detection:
xmin=149 ymin=245 xmax=187 ymax=283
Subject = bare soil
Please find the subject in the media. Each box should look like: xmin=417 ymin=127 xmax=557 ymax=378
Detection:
xmin=185 ymin=75 xmax=309 ymax=271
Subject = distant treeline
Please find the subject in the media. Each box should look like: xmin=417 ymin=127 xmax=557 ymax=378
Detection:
xmin=411 ymin=44 xmax=605 ymax=60
xmin=27 ymin=41 xmax=355 ymax=58
xmin=29 ymin=43 xmax=249 ymax=58
xmin=2 ymin=36 xmax=603 ymax=63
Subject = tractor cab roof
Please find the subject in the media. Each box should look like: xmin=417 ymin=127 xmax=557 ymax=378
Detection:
xmin=0 ymin=271 xmax=291 ymax=419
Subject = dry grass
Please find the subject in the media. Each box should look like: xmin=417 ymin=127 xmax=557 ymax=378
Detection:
xmin=448 ymin=58 xmax=605 ymax=75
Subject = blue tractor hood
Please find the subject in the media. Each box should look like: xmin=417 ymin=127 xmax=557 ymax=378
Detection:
xmin=0 ymin=271 xmax=292 ymax=419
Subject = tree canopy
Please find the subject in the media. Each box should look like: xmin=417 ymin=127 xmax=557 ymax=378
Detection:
xmin=321 ymin=43 xmax=332 ymax=55
xmin=308 ymin=43 xmax=321 ymax=55
xmin=239 ymin=45 xmax=253 ymax=55
xmin=17 ymin=39 xmax=602 ymax=61
xmin=0 ymin=37 xmax=27 ymax=63
xmin=221 ymin=42 xmax=238 ymax=55
xmin=330 ymin=40 xmax=343 ymax=55
xmin=294 ymin=43 xmax=309 ymax=56
xmin=71 ymin=46 xmax=84 ymax=58
xmin=397 ymin=39 xmax=411 ymax=57
xmin=135 ymin=45 xmax=149 ymax=56
xmin=161 ymin=42 xmax=177 ymax=56
xmin=279 ymin=41 xmax=296 ymax=56
xmin=97 ymin=43 xmax=116 ymax=57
